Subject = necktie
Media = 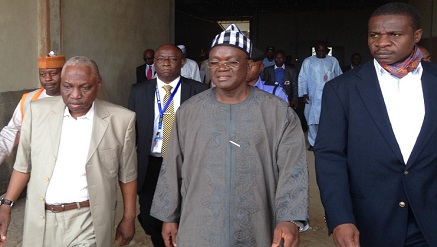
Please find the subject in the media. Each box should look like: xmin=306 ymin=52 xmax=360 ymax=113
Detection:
xmin=147 ymin=66 xmax=153 ymax=80
xmin=161 ymin=85 xmax=174 ymax=157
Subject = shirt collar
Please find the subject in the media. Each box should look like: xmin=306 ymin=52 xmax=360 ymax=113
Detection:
xmin=253 ymin=77 xmax=264 ymax=88
xmin=156 ymin=76 xmax=181 ymax=89
xmin=63 ymin=102 xmax=95 ymax=121
xmin=274 ymin=64 xmax=285 ymax=69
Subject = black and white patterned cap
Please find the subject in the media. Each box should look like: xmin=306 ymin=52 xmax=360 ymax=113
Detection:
xmin=210 ymin=24 xmax=252 ymax=56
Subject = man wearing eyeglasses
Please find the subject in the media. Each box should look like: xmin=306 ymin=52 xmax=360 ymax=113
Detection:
xmin=136 ymin=49 xmax=155 ymax=83
xmin=151 ymin=24 xmax=309 ymax=247
xmin=128 ymin=43 xmax=208 ymax=247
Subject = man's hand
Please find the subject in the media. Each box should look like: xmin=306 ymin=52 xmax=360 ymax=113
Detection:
xmin=303 ymin=94 xmax=309 ymax=104
xmin=115 ymin=217 xmax=135 ymax=246
xmin=162 ymin=222 xmax=178 ymax=247
xmin=333 ymin=223 xmax=360 ymax=247
xmin=271 ymin=221 xmax=300 ymax=247
xmin=0 ymin=205 xmax=12 ymax=247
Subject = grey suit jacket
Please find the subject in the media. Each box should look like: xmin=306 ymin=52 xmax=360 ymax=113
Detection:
xmin=14 ymin=96 xmax=137 ymax=247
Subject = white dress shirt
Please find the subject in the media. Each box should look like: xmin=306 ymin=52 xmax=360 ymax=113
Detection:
xmin=151 ymin=77 xmax=182 ymax=157
xmin=374 ymin=60 xmax=424 ymax=163
xmin=45 ymin=103 xmax=95 ymax=204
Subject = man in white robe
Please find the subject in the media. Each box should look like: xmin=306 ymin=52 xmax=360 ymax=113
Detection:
xmin=298 ymin=41 xmax=342 ymax=150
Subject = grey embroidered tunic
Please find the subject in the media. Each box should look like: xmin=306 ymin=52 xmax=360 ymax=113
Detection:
xmin=151 ymin=87 xmax=309 ymax=246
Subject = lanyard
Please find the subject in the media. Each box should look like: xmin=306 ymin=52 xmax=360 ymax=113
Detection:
xmin=155 ymin=79 xmax=181 ymax=130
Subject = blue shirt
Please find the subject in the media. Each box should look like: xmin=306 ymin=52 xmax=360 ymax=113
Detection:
xmin=253 ymin=77 xmax=288 ymax=103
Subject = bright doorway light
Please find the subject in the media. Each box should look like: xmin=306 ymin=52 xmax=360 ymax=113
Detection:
xmin=217 ymin=21 xmax=250 ymax=37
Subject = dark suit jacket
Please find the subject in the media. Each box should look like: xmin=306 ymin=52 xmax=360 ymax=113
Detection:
xmin=262 ymin=65 xmax=298 ymax=101
xmin=315 ymin=61 xmax=437 ymax=246
xmin=341 ymin=64 xmax=352 ymax=73
xmin=136 ymin=64 xmax=156 ymax=83
xmin=128 ymin=77 xmax=209 ymax=191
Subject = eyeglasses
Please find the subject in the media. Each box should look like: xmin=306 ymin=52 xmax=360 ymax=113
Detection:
xmin=155 ymin=57 xmax=180 ymax=63
xmin=207 ymin=60 xmax=241 ymax=69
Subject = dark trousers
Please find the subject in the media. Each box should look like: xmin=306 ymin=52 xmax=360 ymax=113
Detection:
xmin=295 ymin=97 xmax=308 ymax=132
xmin=138 ymin=156 xmax=165 ymax=247
xmin=405 ymin=207 xmax=429 ymax=247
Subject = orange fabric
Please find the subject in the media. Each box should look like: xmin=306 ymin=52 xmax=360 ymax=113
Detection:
xmin=20 ymin=88 xmax=44 ymax=120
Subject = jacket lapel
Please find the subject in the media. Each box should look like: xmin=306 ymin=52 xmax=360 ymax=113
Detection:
xmin=406 ymin=63 xmax=437 ymax=167
xmin=49 ymin=97 xmax=66 ymax=159
xmin=354 ymin=61 xmax=404 ymax=163
xmin=86 ymin=99 xmax=109 ymax=163
xmin=180 ymin=77 xmax=192 ymax=103
xmin=147 ymin=80 xmax=157 ymax=114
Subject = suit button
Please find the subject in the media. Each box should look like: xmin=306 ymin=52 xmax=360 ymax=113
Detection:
xmin=40 ymin=215 xmax=45 ymax=219
xmin=44 ymin=177 xmax=50 ymax=182
xmin=404 ymin=171 xmax=409 ymax=175
xmin=399 ymin=202 xmax=406 ymax=207
xmin=40 ymin=197 xmax=45 ymax=201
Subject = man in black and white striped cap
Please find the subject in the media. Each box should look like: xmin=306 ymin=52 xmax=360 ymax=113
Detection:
xmin=205 ymin=23 xmax=253 ymax=95
xmin=210 ymin=23 xmax=252 ymax=57
xmin=151 ymin=23 xmax=308 ymax=247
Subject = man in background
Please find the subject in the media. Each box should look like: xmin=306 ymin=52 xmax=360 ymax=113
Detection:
xmin=260 ymin=46 xmax=275 ymax=78
xmin=136 ymin=48 xmax=155 ymax=83
xmin=263 ymin=49 xmax=299 ymax=109
xmin=0 ymin=52 xmax=65 ymax=166
xmin=129 ymin=44 xmax=208 ymax=247
xmin=342 ymin=52 xmax=362 ymax=72
xmin=298 ymin=41 xmax=342 ymax=151
xmin=178 ymin=44 xmax=201 ymax=82
xmin=247 ymin=47 xmax=288 ymax=103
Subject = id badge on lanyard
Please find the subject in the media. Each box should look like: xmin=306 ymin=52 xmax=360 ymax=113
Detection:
xmin=151 ymin=121 xmax=163 ymax=155
xmin=150 ymin=80 xmax=181 ymax=155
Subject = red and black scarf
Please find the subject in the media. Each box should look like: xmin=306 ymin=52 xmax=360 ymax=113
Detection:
xmin=381 ymin=45 xmax=423 ymax=79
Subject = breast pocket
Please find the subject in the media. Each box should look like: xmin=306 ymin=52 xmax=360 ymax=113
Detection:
xmin=98 ymin=147 xmax=120 ymax=177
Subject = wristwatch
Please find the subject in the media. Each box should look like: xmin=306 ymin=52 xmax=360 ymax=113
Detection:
xmin=290 ymin=220 xmax=304 ymax=231
xmin=0 ymin=198 xmax=14 ymax=207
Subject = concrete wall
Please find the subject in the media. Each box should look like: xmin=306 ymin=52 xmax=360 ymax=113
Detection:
xmin=0 ymin=1 xmax=39 ymax=91
xmin=62 ymin=0 xmax=174 ymax=106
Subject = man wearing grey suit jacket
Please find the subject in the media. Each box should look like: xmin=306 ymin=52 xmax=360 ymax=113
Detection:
xmin=0 ymin=56 xmax=137 ymax=247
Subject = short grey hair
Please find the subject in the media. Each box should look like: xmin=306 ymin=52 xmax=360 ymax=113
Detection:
xmin=61 ymin=56 xmax=102 ymax=81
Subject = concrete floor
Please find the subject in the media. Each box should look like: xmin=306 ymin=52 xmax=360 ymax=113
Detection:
xmin=4 ymin=148 xmax=335 ymax=247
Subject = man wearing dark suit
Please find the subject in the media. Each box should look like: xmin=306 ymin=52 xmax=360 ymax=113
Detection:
xmin=263 ymin=50 xmax=298 ymax=109
xmin=315 ymin=3 xmax=437 ymax=246
xmin=136 ymin=49 xmax=155 ymax=83
xmin=128 ymin=44 xmax=208 ymax=247
xmin=341 ymin=53 xmax=362 ymax=73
